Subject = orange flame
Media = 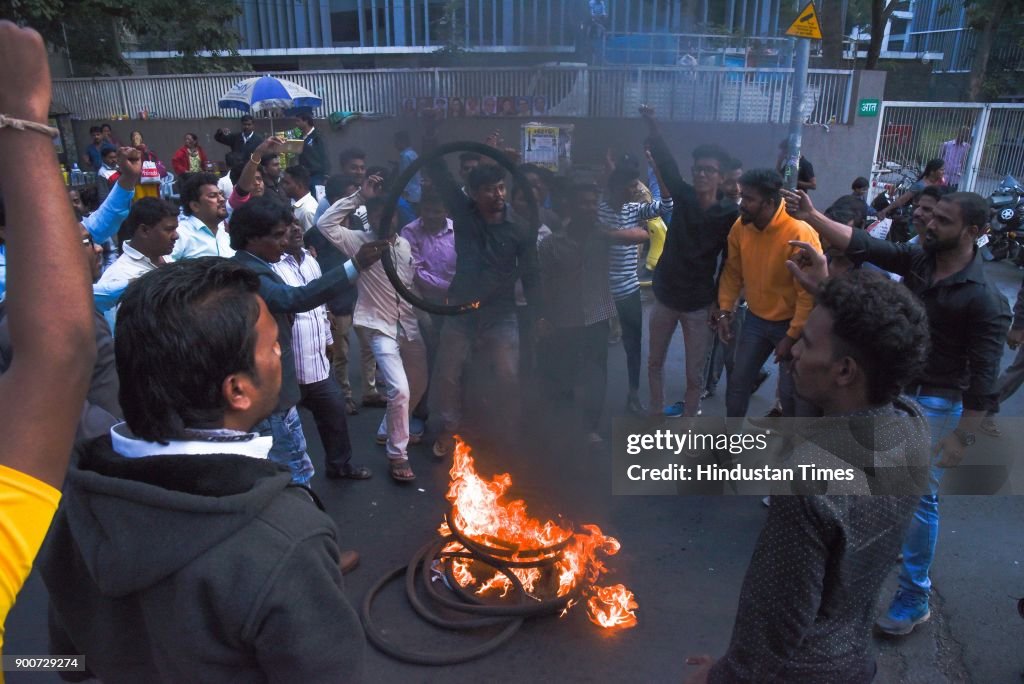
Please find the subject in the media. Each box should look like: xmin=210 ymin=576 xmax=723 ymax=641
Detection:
xmin=586 ymin=584 xmax=639 ymax=629
xmin=440 ymin=437 xmax=637 ymax=629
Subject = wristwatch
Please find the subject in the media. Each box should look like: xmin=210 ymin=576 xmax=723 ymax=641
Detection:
xmin=952 ymin=428 xmax=976 ymax=447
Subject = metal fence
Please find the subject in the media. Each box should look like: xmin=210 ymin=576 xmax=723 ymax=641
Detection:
xmin=601 ymin=32 xmax=803 ymax=68
xmin=870 ymin=102 xmax=1024 ymax=199
xmin=52 ymin=66 xmax=854 ymax=126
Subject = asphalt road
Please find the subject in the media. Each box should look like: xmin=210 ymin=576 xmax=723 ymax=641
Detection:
xmin=6 ymin=260 xmax=1024 ymax=683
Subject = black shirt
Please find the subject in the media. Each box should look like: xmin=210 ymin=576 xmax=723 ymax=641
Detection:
xmin=846 ymin=230 xmax=1010 ymax=411
xmin=425 ymin=152 xmax=541 ymax=314
xmin=648 ymin=134 xmax=738 ymax=312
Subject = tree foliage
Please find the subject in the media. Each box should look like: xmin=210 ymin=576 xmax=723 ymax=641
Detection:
xmin=0 ymin=0 xmax=247 ymax=75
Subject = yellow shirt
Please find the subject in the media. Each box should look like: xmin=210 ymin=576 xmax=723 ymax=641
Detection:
xmin=0 ymin=465 xmax=61 ymax=661
xmin=718 ymin=201 xmax=822 ymax=338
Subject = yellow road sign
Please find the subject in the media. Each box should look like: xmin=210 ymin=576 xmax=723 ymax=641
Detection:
xmin=785 ymin=1 xmax=823 ymax=40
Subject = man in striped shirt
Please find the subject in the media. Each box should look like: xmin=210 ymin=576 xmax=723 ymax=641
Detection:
xmin=599 ymin=161 xmax=673 ymax=414
xmin=273 ymin=221 xmax=371 ymax=481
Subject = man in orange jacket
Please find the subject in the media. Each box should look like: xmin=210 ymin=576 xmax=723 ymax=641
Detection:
xmin=716 ymin=168 xmax=822 ymax=418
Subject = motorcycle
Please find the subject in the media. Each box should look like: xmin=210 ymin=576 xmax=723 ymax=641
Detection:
xmin=987 ymin=175 xmax=1024 ymax=264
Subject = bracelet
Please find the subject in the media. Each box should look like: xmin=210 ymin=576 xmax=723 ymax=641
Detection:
xmin=716 ymin=312 xmax=733 ymax=321
xmin=249 ymin=154 xmax=261 ymax=165
xmin=0 ymin=114 xmax=59 ymax=138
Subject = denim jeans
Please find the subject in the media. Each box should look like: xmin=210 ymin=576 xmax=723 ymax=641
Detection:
xmin=648 ymin=300 xmax=713 ymax=416
xmin=435 ymin=310 xmax=519 ymax=437
xmin=255 ymin=406 xmax=314 ymax=485
xmin=897 ymin=393 xmax=961 ymax=601
xmin=298 ymin=378 xmax=353 ymax=472
xmin=725 ymin=312 xmax=797 ymax=418
xmin=614 ymin=291 xmax=643 ymax=393
xmin=364 ymin=325 xmax=428 ymax=461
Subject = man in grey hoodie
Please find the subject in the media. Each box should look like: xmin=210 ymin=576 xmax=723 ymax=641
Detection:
xmin=38 ymin=258 xmax=366 ymax=683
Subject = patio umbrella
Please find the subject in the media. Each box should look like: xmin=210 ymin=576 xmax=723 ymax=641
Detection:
xmin=218 ymin=75 xmax=322 ymax=134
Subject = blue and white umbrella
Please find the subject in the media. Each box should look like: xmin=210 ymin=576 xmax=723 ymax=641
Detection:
xmin=218 ymin=75 xmax=322 ymax=114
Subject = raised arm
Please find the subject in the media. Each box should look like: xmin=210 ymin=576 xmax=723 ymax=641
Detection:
xmin=83 ymin=147 xmax=140 ymax=243
xmin=0 ymin=23 xmax=97 ymax=487
xmin=640 ymin=105 xmax=687 ymax=200
xmin=236 ymin=136 xmax=285 ymax=199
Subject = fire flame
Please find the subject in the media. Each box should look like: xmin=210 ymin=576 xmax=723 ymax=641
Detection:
xmin=440 ymin=437 xmax=637 ymax=629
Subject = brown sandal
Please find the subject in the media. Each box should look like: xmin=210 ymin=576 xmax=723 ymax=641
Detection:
xmin=389 ymin=458 xmax=416 ymax=482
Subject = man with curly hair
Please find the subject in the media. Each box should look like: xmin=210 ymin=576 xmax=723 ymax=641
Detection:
xmin=686 ymin=269 xmax=932 ymax=683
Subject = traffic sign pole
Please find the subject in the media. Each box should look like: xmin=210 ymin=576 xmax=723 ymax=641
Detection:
xmin=782 ymin=1 xmax=820 ymax=192
xmin=784 ymin=37 xmax=810 ymax=192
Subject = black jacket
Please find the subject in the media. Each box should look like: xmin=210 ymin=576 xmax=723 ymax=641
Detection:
xmin=39 ymin=433 xmax=365 ymax=683
xmin=214 ymin=129 xmax=264 ymax=162
xmin=231 ymin=250 xmax=355 ymax=411
xmin=299 ymin=128 xmax=329 ymax=180
xmin=845 ymin=231 xmax=1011 ymax=411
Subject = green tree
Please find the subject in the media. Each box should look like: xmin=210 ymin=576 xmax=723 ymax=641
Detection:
xmin=965 ymin=0 xmax=1023 ymax=100
xmin=0 ymin=0 xmax=246 ymax=75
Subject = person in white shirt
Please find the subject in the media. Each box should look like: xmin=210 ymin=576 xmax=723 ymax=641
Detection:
xmin=94 ymin=198 xmax=178 ymax=315
xmin=272 ymin=221 xmax=371 ymax=481
xmin=316 ymin=174 xmax=427 ymax=483
xmin=282 ymin=165 xmax=320 ymax=232
xmin=172 ymin=172 xmax=232 ymax=260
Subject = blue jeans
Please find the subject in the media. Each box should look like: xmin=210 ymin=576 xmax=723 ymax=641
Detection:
xmin=255 ymin=406 xmax=314 ymax=485
xmin=725 ymin=312 xmax=802 ymax=418
xmin=898 ymin=393 xmax=962 ymax=601
xmin=435 ymin=310 xmax=519 ymax=437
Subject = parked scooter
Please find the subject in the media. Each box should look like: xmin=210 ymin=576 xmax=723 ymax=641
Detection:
xmin=987 ymin=175 xmax=1024 ymax=264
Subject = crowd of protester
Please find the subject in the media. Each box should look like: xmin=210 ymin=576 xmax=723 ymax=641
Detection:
xmin=2 ymin=19 xmax=1024 ymax=683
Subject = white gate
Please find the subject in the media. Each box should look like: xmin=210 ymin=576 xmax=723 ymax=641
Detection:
xmin=871 ymin=101 xmax=1024 ymax=199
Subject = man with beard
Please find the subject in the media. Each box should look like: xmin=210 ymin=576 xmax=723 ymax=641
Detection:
xmin=716 ymin=169 xmax=822 ymax=419
xmin=783 ymin=188 xmax=1010 ymax=636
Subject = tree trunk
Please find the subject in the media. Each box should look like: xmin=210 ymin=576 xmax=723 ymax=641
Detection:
xmin=866 ymin=0 xmax=884 ymax=69
xmin=968 ymin=0 xmax=1009 ymax=101
xmin=821 ymin=0 xmax=845 ymax=67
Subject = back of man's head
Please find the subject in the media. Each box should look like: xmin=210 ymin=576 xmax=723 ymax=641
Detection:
xmin=817 ymin=270 xmax=929 ymax=405
xmin=115 ymin=258 xmax=264 ymax=441
xmin=230 ymin=196 xmax=294 ymax=251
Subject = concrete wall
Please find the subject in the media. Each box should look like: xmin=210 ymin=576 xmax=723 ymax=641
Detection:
xmin=71 ymin=71 xmax=884 ymax=209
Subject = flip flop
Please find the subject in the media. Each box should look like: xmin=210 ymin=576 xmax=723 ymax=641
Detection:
xmin=389 ymin=459 xmax=416 ymax=482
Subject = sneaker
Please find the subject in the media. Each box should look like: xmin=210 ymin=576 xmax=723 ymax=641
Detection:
xmin=764 ymin=403 xmax=783 ymax=418
xmin=700 ymin=387 xmax=715 ymax=400
xmin=664 ymin=401 xmax=685 ymax=418
xmin=875 ymin=590 xmax=931 ymax=636
xmin=761 ymin=496 xmax=771 ymax=507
